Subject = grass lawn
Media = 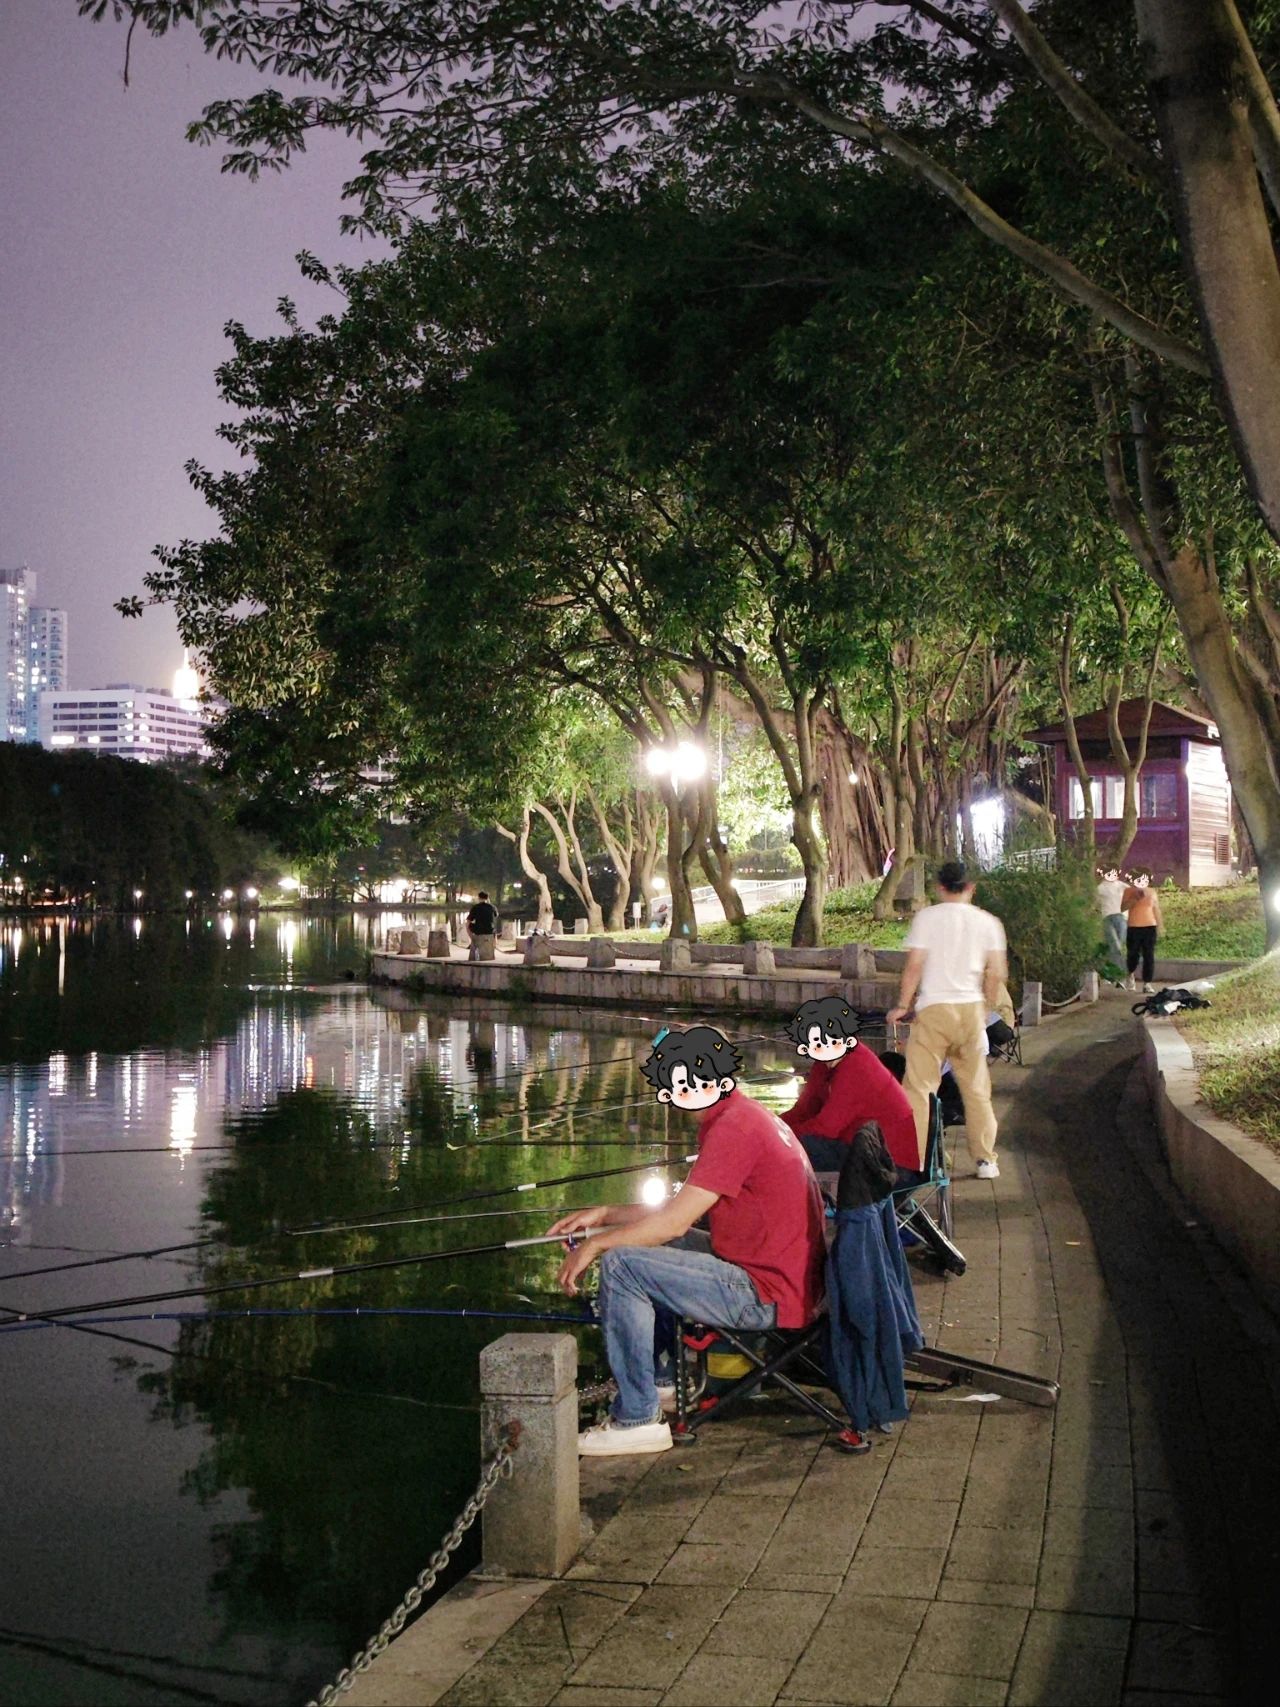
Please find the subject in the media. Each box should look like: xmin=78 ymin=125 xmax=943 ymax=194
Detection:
xmin=1179 ymin=950 xmax=1280 ymax=1152
xmin=699 ymin=884 xmax=908 ymax=949
xmin=1156 ymin=881 xmax=1268 ymax=960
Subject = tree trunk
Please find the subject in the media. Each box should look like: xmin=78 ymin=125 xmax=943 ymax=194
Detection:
xmin=496 ymin=810 xmax=554 ymax=929
xmin=1135 ymin=0 xmax=1280 ymax=548
xmin=815 ymin=708 xmax=889 ymax=887
xmin=1058 ymin=617 xmax=1096 ymax=859
xmin=531 ymin=798 xmax=604 ymax=932
xmin=790 ymin=806 xmax=828 ymax=947
xmin=662 ymin=787 xmax=698 ymax=942
xmin=694 ymin=775 xmax=746 ymax=927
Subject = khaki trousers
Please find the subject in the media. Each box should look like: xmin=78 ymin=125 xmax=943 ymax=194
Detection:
xmin=904 ymin=1001 xmax=998 ymax=1167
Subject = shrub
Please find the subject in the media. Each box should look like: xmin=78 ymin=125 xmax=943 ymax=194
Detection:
xmin=974 ymin=859 xmax=1098 ymax=1003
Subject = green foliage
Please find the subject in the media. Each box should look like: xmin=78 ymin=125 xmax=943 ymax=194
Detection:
xmin=0 ymin=743 xmax=274 ymax=910
xmin=700 ymin=884 xmax=909 ymax=949
xmin=1180 ymin=951 xmax=1280 ymax=1151
xmin=1157 ymin=882 xmax=1268 ymax=962
xmin=973 ymin=860 xmax=1099 ymax=1003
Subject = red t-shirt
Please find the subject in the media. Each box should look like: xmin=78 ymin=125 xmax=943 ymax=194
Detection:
xmin=686 ymin=1090 xmax=826 ymax=1329
xmin=781 ymin=1043 xmax=921 ymax=1173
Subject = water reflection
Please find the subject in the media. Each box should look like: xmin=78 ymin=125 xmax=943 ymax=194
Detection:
xmin=0 ymin=915 xmax=753 ymax=1705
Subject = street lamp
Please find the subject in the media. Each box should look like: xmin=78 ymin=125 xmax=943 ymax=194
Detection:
xmin=645 ymin=740 xmax=707 ymax=785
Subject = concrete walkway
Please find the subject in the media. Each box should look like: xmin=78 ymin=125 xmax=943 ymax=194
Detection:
xmin=354 ymin=997 xmax=1280 ymax=1706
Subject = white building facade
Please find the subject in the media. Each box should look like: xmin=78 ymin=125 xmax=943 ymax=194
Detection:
xmin=1 ymin=566 xmax=67 ymax=742
xmin=38 ymin=684 xmax=210 ymax=763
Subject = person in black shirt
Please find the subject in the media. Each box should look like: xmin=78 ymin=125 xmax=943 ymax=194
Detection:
xmin=466 ymin=891 xmax=499 ymax=959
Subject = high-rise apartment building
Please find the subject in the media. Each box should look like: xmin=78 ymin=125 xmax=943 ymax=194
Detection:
xmin=1 ymin=566 xmax=67 ymax=742
xmin=25 ymin=605 xmax=67 ymax=740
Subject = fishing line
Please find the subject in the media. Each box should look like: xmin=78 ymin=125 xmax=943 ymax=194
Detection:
xmin=290 ymin=1154 xmax=697 ymax=1237
xmin=0 ymin=1304 xmax=596 ymax=1335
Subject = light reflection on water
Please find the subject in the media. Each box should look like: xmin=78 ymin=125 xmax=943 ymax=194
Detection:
xmin=0 ymin=913 xmax=787 ymax=1705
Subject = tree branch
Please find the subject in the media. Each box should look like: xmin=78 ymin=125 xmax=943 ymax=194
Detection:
xmin=1223 ymin=0 xmax=1280 ymax=220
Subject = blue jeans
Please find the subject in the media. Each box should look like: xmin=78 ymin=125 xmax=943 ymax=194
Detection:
xmin=597 ymin=1230 xmax=776 ymax=1425
xmin=1102 ymin=912 xmax=1127 ymax=963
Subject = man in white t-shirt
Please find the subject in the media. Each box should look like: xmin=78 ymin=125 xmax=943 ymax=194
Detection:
xmin=1096 ymin=867 xmax=1127 ymax=968
xmin=887 ymin=861 xmax=1008 ymax=1180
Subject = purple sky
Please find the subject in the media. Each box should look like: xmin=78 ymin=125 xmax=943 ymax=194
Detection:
xmin=0 ymin=0 xmax=376 ymax=690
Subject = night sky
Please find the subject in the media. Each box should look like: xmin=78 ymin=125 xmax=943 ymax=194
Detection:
xmin=0 ymin=0 xmax=378 ymax=691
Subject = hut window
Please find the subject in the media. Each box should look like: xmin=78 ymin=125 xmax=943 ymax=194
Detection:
xmin=1139 ymin=773 xmax=1178 ymax=819
xmin=1068 ymin=777 xmax=1102 ymax=819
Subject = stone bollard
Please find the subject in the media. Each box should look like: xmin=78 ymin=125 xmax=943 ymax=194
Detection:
xmin=840 ymin=941 xmax=878 ymax=981
xmin=1022 ymin=980 xmax=1043 ymax=1027
xmin=572 ymin=918 xmax=590 ymax=936
xmin=550 ymin=920 xmax=564 ymax=936
xmin=479 ymin=1333 xmax=579 ymax=1578
xmin=586 ymin=937 xmax=616 ymax=970
xmin=660 ymin=939 xmax=692 ymax=972
xmin=1080 ymin=968 xmax=1100 ymax=1003
xmin=500 ymin=920 xmax=518 ymax=941
xmin=472 ymin=936 xmax=497 ymax=961
xmin=397 ymin=929 xmax=422 ymax=956
xmin=523 ymin=933 xmax=552 ymax=966
xmin=741 ymin=940 xmax=776 ymax=976
xmin=423 ymin=929 xmax=450 ymax=958
xmin=384 ymin=929 xmax=401 ymax=954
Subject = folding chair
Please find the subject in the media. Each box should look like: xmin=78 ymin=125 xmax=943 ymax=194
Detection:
xmin=671 ymin=1312 xmax=872 ymax=1454
xmin=986 ymin=1015 xmax=1024 ymax=1067
xmin=893 ymin=1094 xmax=966 ymax=1277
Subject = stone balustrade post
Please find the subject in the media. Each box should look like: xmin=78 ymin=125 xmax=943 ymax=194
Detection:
xmin=1080 ymin=968 xmax=1099 ymax=1003
xmin=839 ymin=941 xmax=878 ymax=980
xmin=479 ymin=1334 xmax=579 ymax=1578
xmin=741 ymin=940 xmax=775 ymax=976
xmin=572 ymin=918 xmax=590 ymax=936
xmin=586 ymin=937 xmax=616 ymax=969
xmin=397 ymin=929 xmax=422 ymax=955
xmin=473 ymin=936 xmax=497 ymax=961
xmin=424 ymin=929 xmax=450 ymax=958
xmin=660 ymin=939 xmax=692 ymax=972
xmin=523 ymin=934 xmax=552 ymax=966
xmin=1022 ymin=980 xmax=1043 ymax=1027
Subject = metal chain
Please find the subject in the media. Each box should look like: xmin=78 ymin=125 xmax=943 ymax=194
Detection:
xmin=306 ymin=1421 xmax=522 ymax=1707
xmin=576 ymin=1377 xmax=617 ymax=1408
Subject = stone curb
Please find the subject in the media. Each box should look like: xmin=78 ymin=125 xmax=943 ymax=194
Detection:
xmin=1141 ymin=1016 xmax=1280 ymax=1318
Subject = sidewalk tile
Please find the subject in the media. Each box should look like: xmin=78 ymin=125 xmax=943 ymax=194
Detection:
xmin=784 ymin=1594 xmax=927 ymax=1704
xmin=552 ymin=1690 xmax=662 ymax=1707
xmin=843 ymin=1546 xmax=947 ymax=1600
xmin=663 ymin=1653 xmax=793 ymax=1705
xmin=881 ymin=1456 xmax=973 ymax=1503
xmin=700 ymin=1589 xmax=831 ymax=1662
xmin=862 ymin=1496 xmax=960 ymax=1551
xmin=1035 ymin=1551 xmax=1134 ymax=1617
xmin=439 ymin=1653 xmax=573 ymax=1706
xmin=568 ymin=1587 xmax=734 ymax=1691
xmin=944 ymin=1522 xmax=1041 ymax=1587
xmin=1008 ymin=1610 xmax=1129 ymax=1707
xmin=937 ymin=1579 xmax=1035 ymax=1609
xmin=910 ymin=1601 xmax=1027 ymax=1679
xmin=655 ymin=1541 xmax=769 ymax=1586
xmin=890 ymin=1666 xmax=1007 ymax=1706
xmin=505 ymin=1584 xmax=641 ymax=1655
xmin=686 ymin=1494 xmax=790 ymax=1546
xmin=1048 ymin=1460 xmax=1134 ymax=1511
xmin=1042 ymin=1503 xmax=1133 ymax=1557
xmin=1126 ymin=1620 xmax=1230 ymax=1697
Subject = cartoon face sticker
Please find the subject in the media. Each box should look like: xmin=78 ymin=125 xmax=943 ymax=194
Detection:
xmin=784 ymin=996 xmax=860 ymax=1063
xmin=639 ymin=1025 xmax=743 ymax=1110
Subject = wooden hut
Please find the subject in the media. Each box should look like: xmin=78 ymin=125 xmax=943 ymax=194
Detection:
xmin=1027 ymin=699 xmax=1233 ymax=888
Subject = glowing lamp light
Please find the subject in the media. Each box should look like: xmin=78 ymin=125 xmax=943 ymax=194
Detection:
xmin=645 ymin=747 xmax=671 ymax=777
xmin=244 ymin=886 xmax=259 ymax=900
xmin=640 ymin=1176 xmax=668 ymax=1208
xmin=221 ymin=888 xmax=235 ymax=902
xmin=1271 ymin=887 xmax=1280 ymax=915
xmin=645 ymin=740 xmax=707 ymax=785
xmin=132 ymin=888 xmax=144 ymax=901
xmin=848 ymin=769 xmax=860 ymax=785
xmin=279 ymin=875 xmax=301 ymax=892
xmin=652 ymin=876 xmax=667 ymax=892
xmin=173 ymin=647 xmax=200 ymax=703
xmin=183 ymin=889 xmax=194 ymax=900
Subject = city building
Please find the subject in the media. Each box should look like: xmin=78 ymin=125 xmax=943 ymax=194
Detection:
xmin=24 ymin=604 xmax=67 ymax=740
xmin=1 ymin=565 xmax=67 ymax=743
xmin=38 ymin=680 xmax=211 ymax=764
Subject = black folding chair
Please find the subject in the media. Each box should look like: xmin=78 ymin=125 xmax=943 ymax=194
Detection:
xmin=893 ymin=1094 xmax=965 ymax=1276
xmin=986 ymin=1015 xmax=1024 ymax=1067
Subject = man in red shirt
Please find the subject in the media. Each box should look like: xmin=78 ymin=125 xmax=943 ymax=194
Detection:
xmin=781 ymin=996 xmax=924 ymax=1178
xmin=550 ymin=1024 xmax=826 ymax=1456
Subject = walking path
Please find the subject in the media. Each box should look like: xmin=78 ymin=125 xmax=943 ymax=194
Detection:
xmin=351 ymin=996 xmax=1280 ymax=1706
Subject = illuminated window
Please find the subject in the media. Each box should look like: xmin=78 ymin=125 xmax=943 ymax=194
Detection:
xmin=1067 ymin=777 xmax=1102 ymax=819
xmin=1140 ymin=772 xmax=1178 ymax=820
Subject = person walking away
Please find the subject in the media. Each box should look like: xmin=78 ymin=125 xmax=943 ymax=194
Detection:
xmin=1122 ymin=873 xmax=1162 ymax=992
xmin=887 ymin=861 xmax=1008 ymax=1181
xmin=1096 ymin=867 xmax=1128 ymax=973
xmin=465 ymin=891 xmax=498 ymax=960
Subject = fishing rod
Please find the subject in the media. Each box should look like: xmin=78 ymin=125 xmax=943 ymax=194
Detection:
xmin=0 ymin=1228 xmax=600 ymax=1328
xmin=30 ymin=1093 xmax=656 ymax=1159
xmin=0 ymin=1197 xmax=619 ymax=1286
xmin=0 ymin=1303 xmax=597 ymax=1336
xmin=288 ymin=1153 xmax=697 ymax=1238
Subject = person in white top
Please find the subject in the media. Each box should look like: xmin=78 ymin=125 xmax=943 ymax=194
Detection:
xmin=887 ymin=861 xmax=1008 ymax=1180
xmin=1096 ymin=867 xmax=1128 ymax=969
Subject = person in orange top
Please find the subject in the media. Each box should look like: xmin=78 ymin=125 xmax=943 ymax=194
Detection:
xmin=1121 ymin=873 xmax=1163 ymax=991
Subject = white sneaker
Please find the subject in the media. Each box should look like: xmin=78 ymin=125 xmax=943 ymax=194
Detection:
xmin=976 ymin=1160 xmax=1000 ymax=1181
xmin=578 ymin=1418 xmax=673 ymax=1457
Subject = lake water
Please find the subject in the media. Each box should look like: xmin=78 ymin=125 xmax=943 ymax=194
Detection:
xmin=0 ymin=913 xmax=795 ymax=1705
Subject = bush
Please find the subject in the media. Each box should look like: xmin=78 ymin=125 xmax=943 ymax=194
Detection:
xmin=974 ymin=860 xmax=1098 ymax=1003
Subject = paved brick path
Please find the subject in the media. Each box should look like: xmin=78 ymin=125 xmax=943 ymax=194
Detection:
xmin=421 ymin=998 xmax=1280 ymax=1706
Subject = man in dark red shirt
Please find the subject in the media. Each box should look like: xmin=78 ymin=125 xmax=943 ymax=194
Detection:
xmin=781 ymin=996 xmax=923 ymax=1177
xmin=550 ymin=1024 xmax=826 ymax=1457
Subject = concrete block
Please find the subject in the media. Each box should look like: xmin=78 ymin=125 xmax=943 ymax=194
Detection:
xmin=422 ymin=929 xmax=448 ymax=958
xmin=839 ymin=940 xmax=878 ymax=980
xmin=550 ymin=920 xmax=564 ymax=935
xmin=499 ymin=920 xmax=518 ymax=941
xmin=573 ymin=918 xmax=590 ymax=936
xmin=384 ymin=929 xmax=402 ymax=954
xmin=471 ymin=935 xmax=497 ymax=961
xmin=740 ymin=941 xmax=775 ymax=976
xmin=660 ymin=939 xmax=692 ymax=972
xmin=479 ymin=1333 xmax=579 ymax=1579
xmin=586 ymin=937 xmax=616 ymax=970
xmin=523 ymin=934 xmax=552 ymax=967
xmin=1022 ymin=980 xmax=1042 ymax=1027
xmin=1080 ymin=968 xmax=1100 ymax=1003
xmin=395 ymin=929 xmax=421 ymax=955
